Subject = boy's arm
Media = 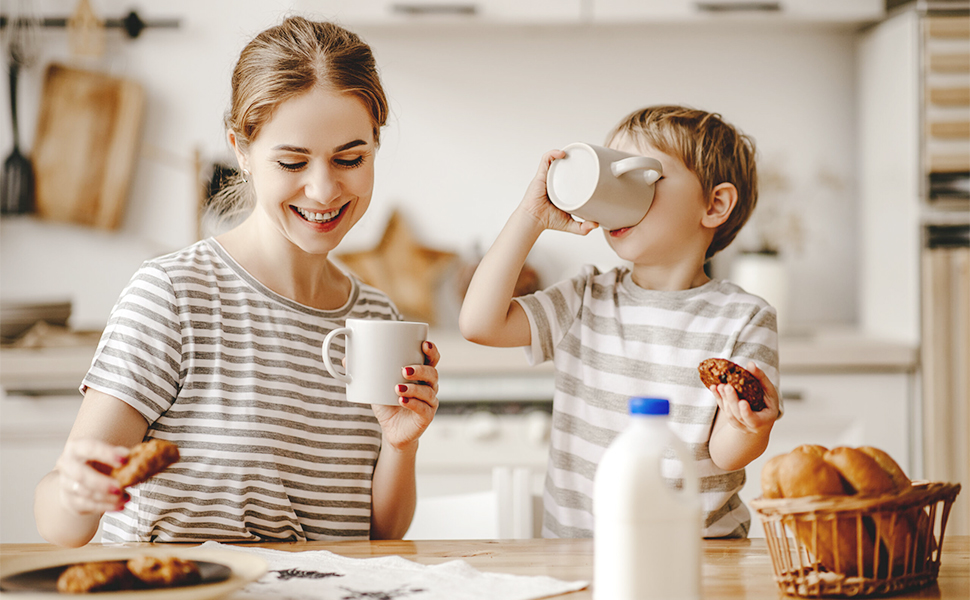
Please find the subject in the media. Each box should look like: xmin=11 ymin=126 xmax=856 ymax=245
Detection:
xmin=459 ymin=150 xmax=597 ymax=348
xmin=708 ymin=362 xmax=780 ymax=472
xmin=459 ymin=208 xmax=543 ymax=347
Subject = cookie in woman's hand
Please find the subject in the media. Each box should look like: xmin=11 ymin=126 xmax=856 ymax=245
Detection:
xmin=698 ymin=358 xmax=767 ymax=412
xmin=111 ymin=439 xmax=180 ymax=488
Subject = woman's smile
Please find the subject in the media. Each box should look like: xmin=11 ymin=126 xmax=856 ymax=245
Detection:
xmin=291 ymin=201 xmax=350 ymax=229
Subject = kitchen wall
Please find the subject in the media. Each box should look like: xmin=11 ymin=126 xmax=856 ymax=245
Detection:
xmin=1 ymin=0 xmax=862 ymax=331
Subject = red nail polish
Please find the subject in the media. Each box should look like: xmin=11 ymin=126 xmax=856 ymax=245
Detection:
xmin=401 ymin=398 xmax=409 ymax=404
xmin=405 ymin=367 xmax=415 ymax=376
xmin=397 ymin=385 xmax=407 ymax=393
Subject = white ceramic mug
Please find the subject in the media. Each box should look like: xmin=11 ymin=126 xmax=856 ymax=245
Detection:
xmin=322 ymin=319 xmax=429 ymax=405
xmin=546 ymin=142 xmax=663 ymax=230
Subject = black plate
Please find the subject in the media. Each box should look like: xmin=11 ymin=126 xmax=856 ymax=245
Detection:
xmin=0 ymin=561 xmax=231 ymax=593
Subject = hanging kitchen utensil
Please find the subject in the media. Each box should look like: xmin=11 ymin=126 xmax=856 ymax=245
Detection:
xmin=0 ymin=3 xmax=38 ymax=216
xmin=67 ymin=0 xmax=105 ymax=58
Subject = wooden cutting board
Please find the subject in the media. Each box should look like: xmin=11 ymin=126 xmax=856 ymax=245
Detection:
xmin=33 ymin=63 xmax=145 ymax=229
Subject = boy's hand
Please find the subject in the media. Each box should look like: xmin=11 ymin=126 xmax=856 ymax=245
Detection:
xmin=518 ymin=150 xmax=599 ymax=236
xmin=709 ymin=362 xmax=780 ymax=435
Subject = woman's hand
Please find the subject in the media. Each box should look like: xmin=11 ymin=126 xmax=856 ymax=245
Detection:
xmin=709 ymin=362 xmax=780 ymax=435
xmin=518 ymin=150 xmax=599 ymax=236
xmin=54 ymin=439 xmax=130 ymax=516
xmin=372 ymin=340 xmax=440 ymax=450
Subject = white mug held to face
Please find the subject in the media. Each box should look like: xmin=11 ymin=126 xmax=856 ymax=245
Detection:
xmin=322 ymin=319 xmax=429 ymax=405
xmin=546 ymin=142 xmax=663 ymax=230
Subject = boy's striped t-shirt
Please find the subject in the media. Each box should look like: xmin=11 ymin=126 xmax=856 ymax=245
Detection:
xmin=81 ymin=239 xmax=399 ymax=542
xmin=514 ymin=265 xmax=779 ymax=539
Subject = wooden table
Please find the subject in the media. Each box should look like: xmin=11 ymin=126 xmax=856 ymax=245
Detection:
xmin=2 ymin=537 xmax=967 ymax=598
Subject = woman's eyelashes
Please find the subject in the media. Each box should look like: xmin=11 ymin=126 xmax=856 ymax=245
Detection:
xmin=277 ymin=160 xmax=307 ymax=172
xmin=335 ymin=155 xmax=365 ymax=168
xmin=275 ymin=155 xmax=366 ymax=172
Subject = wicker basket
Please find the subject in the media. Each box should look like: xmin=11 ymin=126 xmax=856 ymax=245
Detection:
xmin=750 ymin=481 xmax=961 ymax=598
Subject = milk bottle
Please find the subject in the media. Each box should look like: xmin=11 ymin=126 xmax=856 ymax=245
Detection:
xmin=593 ymin=397 xmax=702 ymax=600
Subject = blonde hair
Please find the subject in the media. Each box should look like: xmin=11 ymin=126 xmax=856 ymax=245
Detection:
xmin=207 ymin=17 xmax=388 ymax=228
xmin=606 ymin=105 xmax=758 ymax=259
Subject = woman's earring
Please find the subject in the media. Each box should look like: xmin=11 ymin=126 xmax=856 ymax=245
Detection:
xmin=241 ymin=168 xmax=251 ymax=183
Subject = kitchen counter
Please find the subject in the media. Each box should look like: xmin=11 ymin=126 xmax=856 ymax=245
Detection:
xmin=1 ymin=537 xmax=967 ymax=599
xmin=431 ymin=327 xmax=920 ymax=375
xmin=0 ymin=326 xmax=918 ymax=389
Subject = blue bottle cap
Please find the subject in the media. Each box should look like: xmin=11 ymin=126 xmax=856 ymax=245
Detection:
xmin=629 ymin=397 xmax=669 ymax=415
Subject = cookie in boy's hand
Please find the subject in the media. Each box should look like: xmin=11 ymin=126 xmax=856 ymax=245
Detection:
xmin=111 ymin=439 xmax=180 ymax=488
xmin=698 ymin=358 xmax=766 ymax=412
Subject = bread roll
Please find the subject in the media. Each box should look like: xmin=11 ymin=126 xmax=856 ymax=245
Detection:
xmin=823 ymin=447 xmax=895 ymax=496
xmin=792 ymin=444 xmax=828 ymax=458
xmin=757 ymin=444 xmax=915 ymax=577
xmin=857 ymin=446 xmax=910 ymax=493
xmin=774 ymin=451 xmax=871 ymax=576
xmin=777 ymin=451 xmax=848 ymax=498
xmin=760 ymin=454 xmax=786 ymax=499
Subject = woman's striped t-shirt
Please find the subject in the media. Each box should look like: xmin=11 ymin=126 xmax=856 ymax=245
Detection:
xmin=81 ymin=239 xmax=400 ymax=542
xmin=514 ymin=265 xmax=780 ymax=539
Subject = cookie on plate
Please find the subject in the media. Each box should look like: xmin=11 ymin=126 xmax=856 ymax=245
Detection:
xmin=127 ymin=555 xmax=201 ymax=587
xmin=698 ymin=358 xmax=766 ymax=412
xmin=56 ymin=561 xmax=135 ymax=593
xmin=111 ymin=439 xmax=180 ymax=488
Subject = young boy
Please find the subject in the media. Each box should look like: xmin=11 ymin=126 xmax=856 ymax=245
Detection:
xmin=459 ymin=105 xmax=781 ymax=539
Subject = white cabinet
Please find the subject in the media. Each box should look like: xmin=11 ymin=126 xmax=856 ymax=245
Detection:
xmin=857 ymin=8 xmax=970 ymax=537
xmin=857 ymin=9 xmax=922 ymax=344
xmin=0 ymin=346 xmax=95 ymax=543
xmin=293 ymin=0 xmax=586 ymax=25
xmin=592 ymin=0 xmax=884 ymax=23
xmin=740 ymin=370 xmax=914 ymax=537
xmin=294 ymin=0 xmax=883 ymax=25
xmin=0 ymin=391 xmax=80 ymax=543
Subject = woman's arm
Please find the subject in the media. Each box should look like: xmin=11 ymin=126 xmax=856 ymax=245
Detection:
xmin=369 ymin=440 xmax=419 ymax=540
xmin=34 ymin=389 xmax=148 ymax=547
xmin=369 ymin=341 xmax=440 ymax=539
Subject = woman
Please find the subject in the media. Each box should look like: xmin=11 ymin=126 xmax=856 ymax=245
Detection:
xmin=34 ymin=17 xmax=439 ymax=547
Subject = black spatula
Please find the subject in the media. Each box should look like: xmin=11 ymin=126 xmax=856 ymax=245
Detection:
xmin=1 ymin=14 xmax=36 ymax=215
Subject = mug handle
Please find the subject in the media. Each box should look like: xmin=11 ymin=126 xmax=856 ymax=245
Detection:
xmin=611 ymin=156 xmax=663 ymax=185
xmin=322 ymin=327 xmax=352 ymax=384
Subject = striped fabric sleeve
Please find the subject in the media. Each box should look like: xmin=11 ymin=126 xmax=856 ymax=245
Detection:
xmin=82 ymin=263 xmax=183 ymax=423
xmin=514 ymin=266 xmax=593 ymax=365
xmin=729 ymin=302 xmax=782 ymax=415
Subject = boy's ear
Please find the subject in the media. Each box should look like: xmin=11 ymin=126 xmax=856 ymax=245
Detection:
xmin=702 ymin=183 xmax=738 ymax=229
